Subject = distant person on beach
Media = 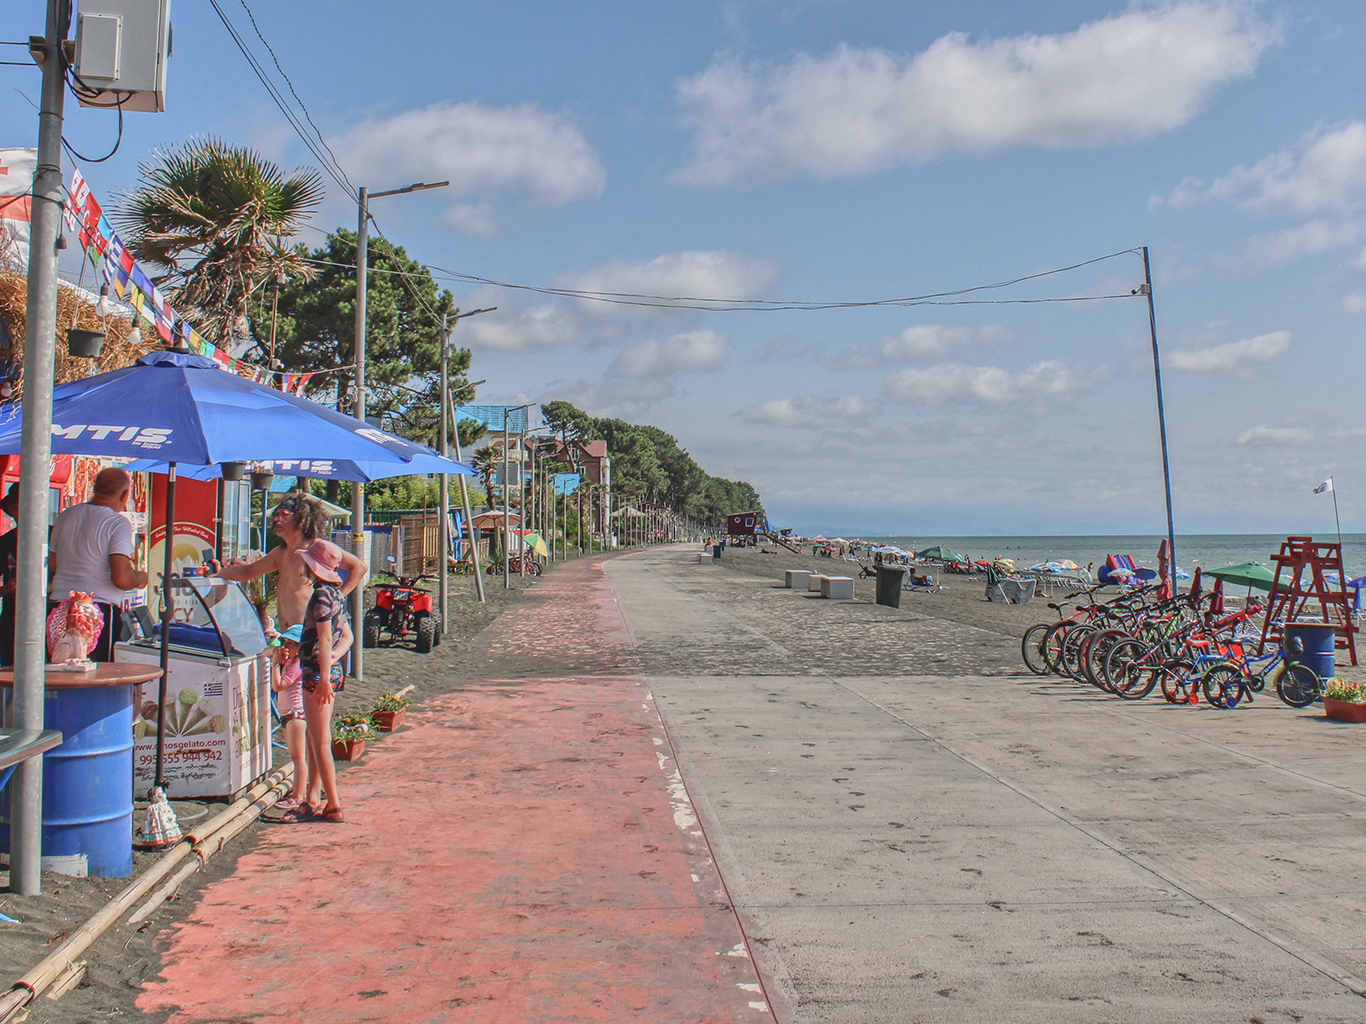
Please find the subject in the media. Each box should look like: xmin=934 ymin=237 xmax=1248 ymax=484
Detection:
xmin=211 ymin=492 xmax=367 ymax=629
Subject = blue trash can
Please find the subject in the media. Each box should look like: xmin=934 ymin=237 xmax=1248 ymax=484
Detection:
xmin=1 ymin=682 xmax=134 ymax=877
xmin=1282 ymin=622 xmax=1337 ymax=684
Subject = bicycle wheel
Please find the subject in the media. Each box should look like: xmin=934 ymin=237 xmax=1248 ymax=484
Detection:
xmin=1085 ymin=629 xmax=1128 ymax=692
xmin=1104 ymin=640 xmax=1151 ymax=698
xmin=1021 ymin=623 xmax=1052 ymax=675
xmin=1042 ymin=622 xmax=1074 ymax=676
xmin=1061 ymin=626 xmax=1094 ymax=681
xmin=1201 ymin=664 xmax=1246 ymax=709
xmin=1160 ymin=661 xmax=1196 ymax=704
xmin=1277 ymin=663 xmax=1321 ymax=708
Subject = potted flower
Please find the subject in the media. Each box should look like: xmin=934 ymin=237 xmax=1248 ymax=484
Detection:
xmin=332 ymin=713 xmax=373 ymax=760
xmin=1323 ymin=679 xmax=1366 ymax=723
xmin=371 ymin=692 xmax=409 ymax=732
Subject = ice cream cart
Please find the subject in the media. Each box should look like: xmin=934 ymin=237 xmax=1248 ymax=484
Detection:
xmin=116 ymin=575 xmax=273 ymax=800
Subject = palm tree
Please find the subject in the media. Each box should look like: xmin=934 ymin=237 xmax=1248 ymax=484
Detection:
xmin=115 ymin=137 xmax=323 ymax=347
xmin=471 ymin=445 xmax=500 ymax=508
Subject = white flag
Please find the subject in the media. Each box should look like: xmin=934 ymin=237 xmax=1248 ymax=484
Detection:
xmin=0 ymin=148 xmax=36 ymax=267
xmin=1314 ymin=479 xmax=1333 ymax=494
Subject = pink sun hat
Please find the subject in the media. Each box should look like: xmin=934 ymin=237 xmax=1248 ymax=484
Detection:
xmin=296 ymin=539 xmax=343 ymax=583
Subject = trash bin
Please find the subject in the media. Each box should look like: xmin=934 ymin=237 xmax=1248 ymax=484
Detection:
xmin=711 ymin=543 xmax=722 ymax=561
xmin=1283 ymin=622 xmax=1337 ymax=682
xmin=876 ymin=566 xmax=905 ymax=608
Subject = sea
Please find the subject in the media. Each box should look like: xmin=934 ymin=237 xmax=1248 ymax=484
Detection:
xmin=843 ymin=534 xmax=1366 ymax=580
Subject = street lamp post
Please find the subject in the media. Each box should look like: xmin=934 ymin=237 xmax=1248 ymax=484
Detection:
xmin=351 ymin=179 xmax=447 ymax=685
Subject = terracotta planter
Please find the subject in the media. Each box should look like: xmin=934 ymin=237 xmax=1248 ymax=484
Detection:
xmin=332 ymin=738 xmax=366 ymax=761
xmin=372 ymin=709 xmax=406 ymax=732
xmin=1324 ymin=697 xmax=1366 ymax=723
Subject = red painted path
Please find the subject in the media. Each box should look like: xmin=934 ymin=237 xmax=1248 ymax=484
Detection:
xmin=138 ymin=553 xmax=775 ymax=1024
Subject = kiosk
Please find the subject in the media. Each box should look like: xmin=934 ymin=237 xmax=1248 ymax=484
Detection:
xmin=116 ymin=576 xmax=272 ymax=800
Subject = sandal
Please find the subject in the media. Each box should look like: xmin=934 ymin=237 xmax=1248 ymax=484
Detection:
xmin=316 ymin=806 xmax=345 ymax=823
xmin=274 ymin=805 xmax=315 ymax=824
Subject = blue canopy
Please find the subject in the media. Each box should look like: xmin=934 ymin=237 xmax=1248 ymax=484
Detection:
xmin=0 ymin=351 xmax=432 ymax=465
xmin=123 ymin=452 xmax=475 ymax=482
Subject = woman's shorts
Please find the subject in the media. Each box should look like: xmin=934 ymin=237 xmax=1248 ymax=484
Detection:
xmin=301 ymin=664 xmax=345 ymax=695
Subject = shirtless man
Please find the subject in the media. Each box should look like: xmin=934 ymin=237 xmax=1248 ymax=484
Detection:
xmin=211 ymin=493 xmax=367 ymax=628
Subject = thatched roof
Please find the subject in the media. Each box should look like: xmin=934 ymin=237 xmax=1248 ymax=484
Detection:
xmin=0 ymin=268 xmax=158 ymax=400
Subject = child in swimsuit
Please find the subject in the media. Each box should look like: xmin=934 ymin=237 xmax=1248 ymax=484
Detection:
xmin=270 ymin=624 xmax=309 ymax=810
xmin=295 ymin=540 xmax=352 ymax=823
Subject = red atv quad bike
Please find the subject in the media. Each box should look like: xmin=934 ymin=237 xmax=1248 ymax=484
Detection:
xmin=364 ymin=557 xmax=442 ymax=653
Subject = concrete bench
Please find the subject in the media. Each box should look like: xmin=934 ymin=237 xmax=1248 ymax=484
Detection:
xmin=808 ymin=575 xmax=827 ymax=592
xmin=785 ymin=569 xmax=812 ymax=589
xmin=821 ymin=576 xmax=855 ymax=600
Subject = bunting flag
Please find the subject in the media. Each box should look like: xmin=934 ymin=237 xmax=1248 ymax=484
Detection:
xmin=63 ymin=166 xmax=330 ymax=393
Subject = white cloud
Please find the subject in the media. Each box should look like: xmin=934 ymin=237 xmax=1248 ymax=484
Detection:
xmin=1168 ymin=331 xmax=1291 ymax=372
xmin=1238 ymin=425 xmax=1312 ymax=445
xmin=883 ymin=360 xmax=1099 ymax=403
xmin=441 ymin=203 xmax=497 ymax=238
xmin=1176 ymin=122 xmax=1366 ymax=213
xmin=1342 ymin=293 xmax=1366 ymax=314
xmin=458 ymin=303 xmax=584 ymax=352
xmin=1246 ymin=220 xmax=1361 ymax=265
xmin=675 ymin=3 xmax=1270 ymax=184
xmin=561 ymin=251 xmax=779 ymax=311
xmin=610 ymin=330 xmax=733 ymax=378
xmin=546 ymin=377 xmax=676 ymax=419
xmin=334 ymin=101 xmax=605 ymax=230
xmin=740 ymin=394 xmax=877 ymax=428
xmin=827 ymin=323 xmax=1008 ymax=368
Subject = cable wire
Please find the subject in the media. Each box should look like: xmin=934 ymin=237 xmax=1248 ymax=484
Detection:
xmin=205 ymin=0 xmax=355 ymax=199
xmin=235 ymin=0 xmax=354 ymax=196
xmin=294 ymin=248 xmax=1143 ymax=314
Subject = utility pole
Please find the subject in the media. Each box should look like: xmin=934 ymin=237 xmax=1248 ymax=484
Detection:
xmin=11 ymin=0 xmax=66 ymax=897
xmin=438 ymin=309 xmax=492 ymax=629
xmin=1142 ymin=246 xmax=1177 ymax=597
xmin=350 ymin=178 xmax=447 ymax=683
xmin=447 ymin=390 xmax=484 ymax=604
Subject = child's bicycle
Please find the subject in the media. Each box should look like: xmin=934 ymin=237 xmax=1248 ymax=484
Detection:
xmin=1200 ymin=641 xmax=1323 ymax=710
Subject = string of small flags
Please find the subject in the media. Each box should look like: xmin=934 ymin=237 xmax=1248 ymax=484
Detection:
xmin=65 ymin=167 xmax=316 ymax=396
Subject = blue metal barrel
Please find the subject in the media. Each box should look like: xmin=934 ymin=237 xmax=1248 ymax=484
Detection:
xmin=1283 ymin=622 xmax=1337 ymax=685
xmin=1 ymin=683 xmax=134 ymax=877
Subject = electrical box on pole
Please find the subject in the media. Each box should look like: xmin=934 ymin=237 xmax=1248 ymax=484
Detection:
xmin=73 ymin=0 xmax=171 ymax=112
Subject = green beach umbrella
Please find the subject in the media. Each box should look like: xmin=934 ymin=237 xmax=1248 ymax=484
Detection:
xmin=917 ymin=545 xmax=967 ymax=562
xmin=1203 ymin=562 xmax=1278 ymax=591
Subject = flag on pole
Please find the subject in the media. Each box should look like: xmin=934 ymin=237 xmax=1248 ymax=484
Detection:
xmin=1314 ymin=479 xmax=1333 ymax=494
xmin=0 ymin=148 xmax=36 ymax=265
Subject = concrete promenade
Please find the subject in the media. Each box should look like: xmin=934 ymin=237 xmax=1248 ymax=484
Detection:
xmin=138 ymin=546 xmax=1366 ymax=1023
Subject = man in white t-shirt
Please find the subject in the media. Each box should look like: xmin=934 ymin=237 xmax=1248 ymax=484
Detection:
xmin=48 ymin=467 xmax=149 ymax=661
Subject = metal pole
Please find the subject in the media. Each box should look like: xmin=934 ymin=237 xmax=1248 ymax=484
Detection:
xmin=1143 ymin=246 xmax=1177 ymax=595
xmin=438 ymin=314 xmax=449 ymax=633
xmin=518 ymin=421 xmax=525 ymax=577
xmin=447 ymin=393 xmax=484 ymax=603
xmin=1331 ymin=477 xmax=1343 ymax=552
xmin=528 ymin=436 xmax=536 ymax=569
xmin=502 ymin=416 xmax=510 ymax=589
xmin=350 ymin=187 xmax=368 ymax=684
xmin=11 ymin=0 xmax=66 ymax=895
xmin=155 ymin=463 xmax=176 ymax=789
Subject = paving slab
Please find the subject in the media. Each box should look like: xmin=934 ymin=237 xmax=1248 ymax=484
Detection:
xmin=607 ymin=548 xmax=1366 ymax=1022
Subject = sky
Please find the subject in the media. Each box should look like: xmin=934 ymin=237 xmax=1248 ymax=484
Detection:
xmin=4 ymin=0 xmax=1366 ymax=537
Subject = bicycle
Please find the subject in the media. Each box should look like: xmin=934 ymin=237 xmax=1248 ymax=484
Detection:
xmin=1201 ymin=642 xmax=1321 ymax=709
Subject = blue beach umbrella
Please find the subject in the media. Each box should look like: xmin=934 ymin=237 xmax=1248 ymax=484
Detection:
xmin=0 ymin=351 xmax=444 ymax=789
xmin=122 ymin=452 xmax=475 ymax=482
xmin=0 ymin=351 xmax=433 ymax=464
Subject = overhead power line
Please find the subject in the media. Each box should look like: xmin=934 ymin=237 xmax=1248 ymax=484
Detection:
xmin=295 ymin=248 xmax=1145 ymax=313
